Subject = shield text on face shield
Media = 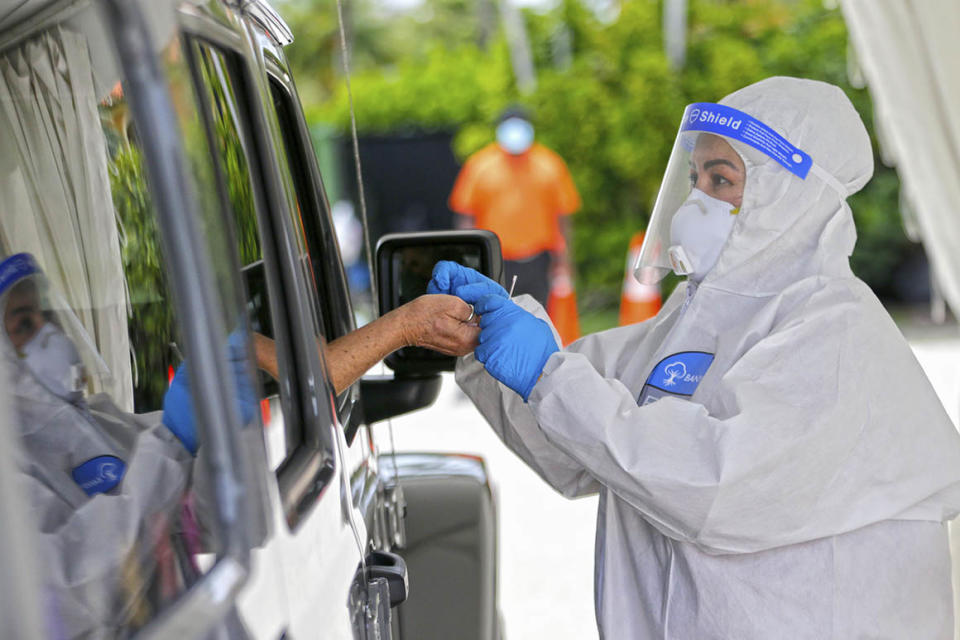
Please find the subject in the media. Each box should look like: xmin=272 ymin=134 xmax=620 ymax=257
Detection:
xmin=683 ymin=103 xmax=812 ymax=179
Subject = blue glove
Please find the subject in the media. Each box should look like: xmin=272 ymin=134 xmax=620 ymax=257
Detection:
xmin=162 ymin=330 xmax=258 ymax=455
xmin=163 ymin=362 xmax=198 ymax=454
xmin=226 ymin=329 xmax=258 ymax=427
xmin=474 ymin=294 xmax=558 ymax=401
xmin=428 ymin=261 xmax=508 ymax=304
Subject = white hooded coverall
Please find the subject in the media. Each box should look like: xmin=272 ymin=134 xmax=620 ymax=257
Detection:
xmin=456 ymin=77 xmax=960 ymax=638
xmin=10 ymin=354 xmax=192 ymax=639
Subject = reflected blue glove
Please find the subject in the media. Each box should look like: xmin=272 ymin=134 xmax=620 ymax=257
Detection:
xmin=227 ymin=329 xmax=258 ymax=427
xmin=162 ymin=362 xmax=198 ymax=454
xmin=474 ymin=294 xmax=558 ymax=401
xmin=428 ymin=261 xmax=508 ymax=304
xmin=162 ymin=330 xmax=258 ymax=455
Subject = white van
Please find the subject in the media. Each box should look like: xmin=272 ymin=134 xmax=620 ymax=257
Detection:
xmin=0 ymin=0 xmax=500 ymax=637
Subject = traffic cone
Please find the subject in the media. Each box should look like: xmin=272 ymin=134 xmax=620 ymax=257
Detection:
xmin=547 ymin=271 xmax=581 ymax=346
xmin=619 ymin=232 xmax=661 ymax=325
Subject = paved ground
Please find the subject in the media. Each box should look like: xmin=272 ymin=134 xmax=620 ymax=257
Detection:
xmin=377 ymin=378 xmax=600 ymax=639
xmin=376 ymin=312 xmax=960 ymax=640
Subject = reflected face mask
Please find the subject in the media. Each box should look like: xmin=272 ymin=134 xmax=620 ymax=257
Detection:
xmin=668 ymin=188 xmax=739 ymax=281
xmin=22 ymin=322 xmax=86 ymax=403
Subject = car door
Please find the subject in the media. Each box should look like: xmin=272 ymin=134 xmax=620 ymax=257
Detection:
xmin=252 ymin=35 xmax=392 ymax=554
xmin=181 ymin=6 xmax=385 ymax=637
xmin=0 ymin=1 xmax=282 ymax=637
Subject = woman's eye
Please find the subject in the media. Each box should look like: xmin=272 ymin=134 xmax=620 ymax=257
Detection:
xmin=711 ymin=174 xmax=732 ymax=187
xmin=689 ymin=172 xmax=698 ymax=187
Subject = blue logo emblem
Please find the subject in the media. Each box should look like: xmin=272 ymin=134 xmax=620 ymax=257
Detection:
xmin=638 ymin=351 xmax=714 ymax=405
xmin=72 ymin=455 xmax=126 ymax=496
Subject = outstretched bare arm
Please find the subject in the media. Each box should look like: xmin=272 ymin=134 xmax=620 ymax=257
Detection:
xmin=253 ymin=294 xmax=479 ymax=394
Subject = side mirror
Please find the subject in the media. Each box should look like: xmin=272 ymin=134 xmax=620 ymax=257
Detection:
xmin=376 ymin=230 xmax=504 ymax=376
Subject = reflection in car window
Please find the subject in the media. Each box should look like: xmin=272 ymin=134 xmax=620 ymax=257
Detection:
xmin=0 ymin=17 xmax=254 ymax=637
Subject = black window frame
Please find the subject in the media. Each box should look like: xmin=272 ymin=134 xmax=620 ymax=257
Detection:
xmin=261 ymin=58 xmax=366 ymax=440
xmin=264 ymin=70 xmax=356 ymax=343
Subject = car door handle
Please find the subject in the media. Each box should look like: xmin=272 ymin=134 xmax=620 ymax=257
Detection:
xmin=366 ymin=550 xmax=408 ymax=607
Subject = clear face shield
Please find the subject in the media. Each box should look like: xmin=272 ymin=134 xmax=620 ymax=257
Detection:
xmin=0 ymin=253 xmax=111 ymax=403
xmin=635 ymin=103 xmax=814 ymax=284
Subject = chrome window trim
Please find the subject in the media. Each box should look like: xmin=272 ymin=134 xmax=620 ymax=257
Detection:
xmin=239 ymin=0 xmax=292 ymax=46
xmin=178 ymin=1 xmax=245 ymax=49
xmin=224 ymin=14 xmax=345 ymax=527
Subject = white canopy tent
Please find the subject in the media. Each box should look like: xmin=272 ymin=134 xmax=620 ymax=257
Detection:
xmin=841 ymin=0 xmax=960 ymax=320
xmin=841 ymin=2 xmax=960 ymax=632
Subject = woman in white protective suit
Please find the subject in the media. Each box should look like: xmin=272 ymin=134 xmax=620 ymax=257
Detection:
xmin=429 ymin=76 xmax=960 ymax=638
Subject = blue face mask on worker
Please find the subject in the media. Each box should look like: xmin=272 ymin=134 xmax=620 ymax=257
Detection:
xmin=668 ymin=188 xmax=739 ymax=281
xmin=496 ymin=117 xmax=534 ymax=155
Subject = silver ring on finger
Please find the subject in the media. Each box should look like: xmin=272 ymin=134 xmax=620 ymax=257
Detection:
xmin=464 ymin=306 xmax=475 ymax=323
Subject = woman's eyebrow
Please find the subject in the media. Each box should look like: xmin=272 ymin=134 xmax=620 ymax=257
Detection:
xmin=9 ymin=303 xmax=38 ymax=316
xmin=703 ymin=158 xmax=740 ymax=172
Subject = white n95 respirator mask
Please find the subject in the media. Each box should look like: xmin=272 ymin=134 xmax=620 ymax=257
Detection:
xmin=668 ymin=188 xmax=739 ymax=281
xmin=21 ymin=321 xmax=87 ymax=404
xmin=1 ymin=253 xmax=109 ymax=405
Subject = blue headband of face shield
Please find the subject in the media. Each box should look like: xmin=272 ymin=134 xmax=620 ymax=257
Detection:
xmin=0 ymin=253 xmax=41 ymax=297
xmin=681 ymin=102 xmax=850 ymax=200
xmin=634 ymin=102 xmax=852 ymax=284
xmin=680 ymin=103 xmax=813 ymax=177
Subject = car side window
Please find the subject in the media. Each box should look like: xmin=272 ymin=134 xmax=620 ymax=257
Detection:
xmin=187 ymin=40 xmax=302 ymax=470
xmin=263 ymin=73 xmax=362 ymax=424
xmin=267 ymin=77 xmax=355 ymax=340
